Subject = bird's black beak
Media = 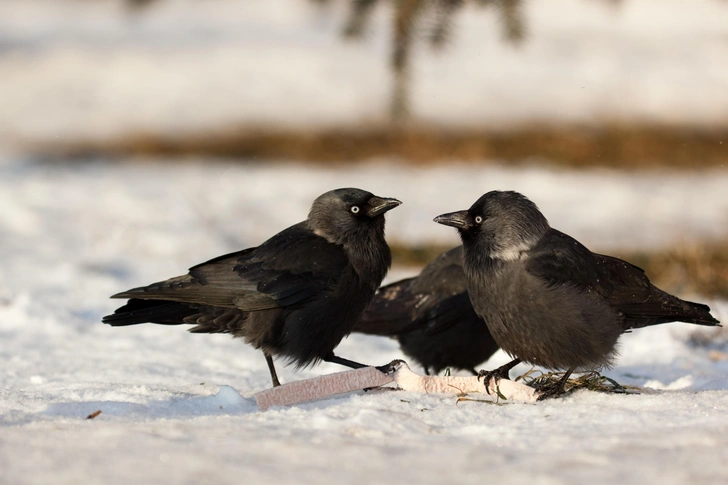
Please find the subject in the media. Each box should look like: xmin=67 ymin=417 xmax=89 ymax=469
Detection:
xmin=433 ymin=210 xmax=472 ymax=230
xmin=367 ymin=196 xmax=402 ymax=217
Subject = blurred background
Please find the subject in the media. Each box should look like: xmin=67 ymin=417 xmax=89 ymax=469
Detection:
xmin=2 ymin=0 xmax=728 ymax=305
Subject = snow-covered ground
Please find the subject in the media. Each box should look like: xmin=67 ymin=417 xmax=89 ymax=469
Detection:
xmin=2 ymin=0 xmax=728 ymax=145
xmin=2 ymin=155 xmax=728 ymax=484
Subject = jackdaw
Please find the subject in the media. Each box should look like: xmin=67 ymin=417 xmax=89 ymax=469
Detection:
xmin=354 ymin=246 xmax=499 ymax=375
xmin=103 ymin=188 xmax=401 ymax=387
xmin=435 ymin=190 xmax=720 ymax=397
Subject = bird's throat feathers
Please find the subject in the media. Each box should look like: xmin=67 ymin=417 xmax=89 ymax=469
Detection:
xmin=459 ymin=227 xmax=538 ymax=263
xmin=315 ymin=218 xmax=391 ymax=290
xmin=345 ymin=221 xmax=392 ymax=289
xmin=462 ymin=242 xmax=506 ymax=282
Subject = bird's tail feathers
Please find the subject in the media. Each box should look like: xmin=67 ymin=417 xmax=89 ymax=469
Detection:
xmin=623 ymin=297 xmax=720 ymax=330
xmin=109 ymin=275 xmax=195 ymax=300
xmin=102 ymin=299 xmax=196 ymax=326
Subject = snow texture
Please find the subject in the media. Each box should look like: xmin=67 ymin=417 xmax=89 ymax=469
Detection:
xmin=2 ymin=154 xmax=728 ymax=484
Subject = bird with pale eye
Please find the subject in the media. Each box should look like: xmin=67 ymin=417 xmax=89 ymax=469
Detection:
xmin=435 ymin=190 xmax=720 ymax=399
xmin=103 ymin=188 xmax=401 ymax=388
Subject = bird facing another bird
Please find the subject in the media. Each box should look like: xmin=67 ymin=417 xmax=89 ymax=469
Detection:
xmin=104 ymin=187 xmax=719 ymax=397
xmin=435 ymin=190 xmax=720 ymax=397
xmin=103 ymin=188 xmax=401 ymax=387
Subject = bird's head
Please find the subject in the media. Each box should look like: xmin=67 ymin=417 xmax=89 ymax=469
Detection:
xmin=308 ymin=188 xmax=401 ymax=246
xmin=434 ymin=191 xmax=550 ymax=261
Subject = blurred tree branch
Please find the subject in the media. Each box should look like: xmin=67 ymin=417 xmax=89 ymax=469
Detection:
xmin=119 ymin=0 xmax=530 ymax=122
xmin=337 ymin=0 xmax=526 ymax=123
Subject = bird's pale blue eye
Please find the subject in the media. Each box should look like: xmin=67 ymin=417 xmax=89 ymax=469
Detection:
xmin=350 ymin=206 xmax=360 ymax=214
xmin=475 ymin=216 xmax=483 ymax=224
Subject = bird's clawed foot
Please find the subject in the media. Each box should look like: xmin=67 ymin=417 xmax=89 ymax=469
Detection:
xmin=477 ymin=369 xmax=508 ymax=396
xmin=477 ymin=358 xmax=521 ymax=395
xmin=375 ymin=359 xmax=406 ymax=376
xmin=361 ymin=359 xmax=406 ymax=392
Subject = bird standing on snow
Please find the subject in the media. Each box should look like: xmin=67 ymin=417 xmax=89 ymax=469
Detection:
xmin=103 ymin=188 xmax=401 ymax=387
xmin=434 ymin=190 xmax=720 ymax=397
xmin=354 ymin=246 xmax=499 ymax=375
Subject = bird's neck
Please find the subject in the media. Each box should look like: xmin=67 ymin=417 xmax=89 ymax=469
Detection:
xmin=460 ymin=226 xmax=539 ymax=263
xmin=460 ymin=233 xmax=512 ymax=282
xmin=464 ymin=245 xmax=504 ymax=274
xmin=343 ymin=225 xmax=392 ymax=291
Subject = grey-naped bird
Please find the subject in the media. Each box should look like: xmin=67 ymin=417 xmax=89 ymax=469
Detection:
xmin=103 ymin=188 xmax=401 ymax=387
xmin=435 ymin=190 xmax=720 ymax=397
xmin=354 ymin=246 xmax=499 ymax=375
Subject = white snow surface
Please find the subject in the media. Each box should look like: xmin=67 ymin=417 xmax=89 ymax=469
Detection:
xmin=2 ymin=0 xmax=728 ymax=145
xmin=2 ymin=155 xmax=728 ymax=484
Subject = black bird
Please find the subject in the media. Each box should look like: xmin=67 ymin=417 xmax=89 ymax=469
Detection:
xmin=435 ymin=190 xmax=720 ymax=397
xmin=354 ymin=246 xmax=499 ymax=375
xmin=103 ymin=188 xmax=401 ymax=387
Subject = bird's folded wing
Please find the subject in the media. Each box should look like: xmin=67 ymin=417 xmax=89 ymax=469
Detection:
xmin=354 ymin=278 xmax=422 ymax=335
xmin=526 ymin=231 xmax=655 ymax=300
xmin=110 ymin=249 xmax=275 ymax=309
xmin=524 ymin=230 xmax=604 ymax=292
xmin=524 ymin=230 xmax=714 ymax=324
xmin=112 ymin=224 xmax=350 ymax=311
xmin=410 ymin=247 xmax=467 ymax=296
xmin=422 ymin=292 xmax=480 ymax=336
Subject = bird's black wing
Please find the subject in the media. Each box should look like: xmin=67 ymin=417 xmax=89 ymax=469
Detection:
xmin=409 ymin=246 xmax=467 ymax=295
xmin=526 ymin=229 xmax=719 ymax=328
xmin=354 ymin=278 xmax=422 ymax=336
xmin=111 ymin=222 xmax=350 ymax=311
xmin=525 ymin=229 xmax=666 ymax=304
xmin=230 ymin=223 xmax=350 ymax=308
xmin=355 ymin=246 xmax=467 ymax=336
xmin=524 ymin=229 xmax=603 ymax=292
xmin=592 ymin=254 xmax=719 ymax=328
xmin=421 ymin=291 xmax=483 ymax=336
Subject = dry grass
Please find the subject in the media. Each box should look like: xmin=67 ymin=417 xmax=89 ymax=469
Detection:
xmin=42 ymin=124 xmax=728 ymax=168
xmin=521 ymin=370 xmax=641 ymax=397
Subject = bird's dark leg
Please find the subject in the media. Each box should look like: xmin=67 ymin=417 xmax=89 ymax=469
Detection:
xmin=424 ymin=367 xmax=431 ymax=376
xmin=468 ymin=368 xmax=478 ymax=376
xmin=324 ymin=353 xmax=368 ymax=369
xmin=326 ymin=354 xmax=405 ymax=377
xmin=537 ymin=368 xmax=574 ymax=401
xmin=477 ymin=358 xmax=522 ymax=395
xmin=264 ymin=352 xmax=281 ymax=387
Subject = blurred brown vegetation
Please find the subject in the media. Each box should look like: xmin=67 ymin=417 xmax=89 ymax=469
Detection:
xmin=623 ymin=242 xmax=728 ymax=300
xmin=86 ymin=0 xmax=727 ymax=167
xmin=50 ymin=124 xmax=728 ymax=168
